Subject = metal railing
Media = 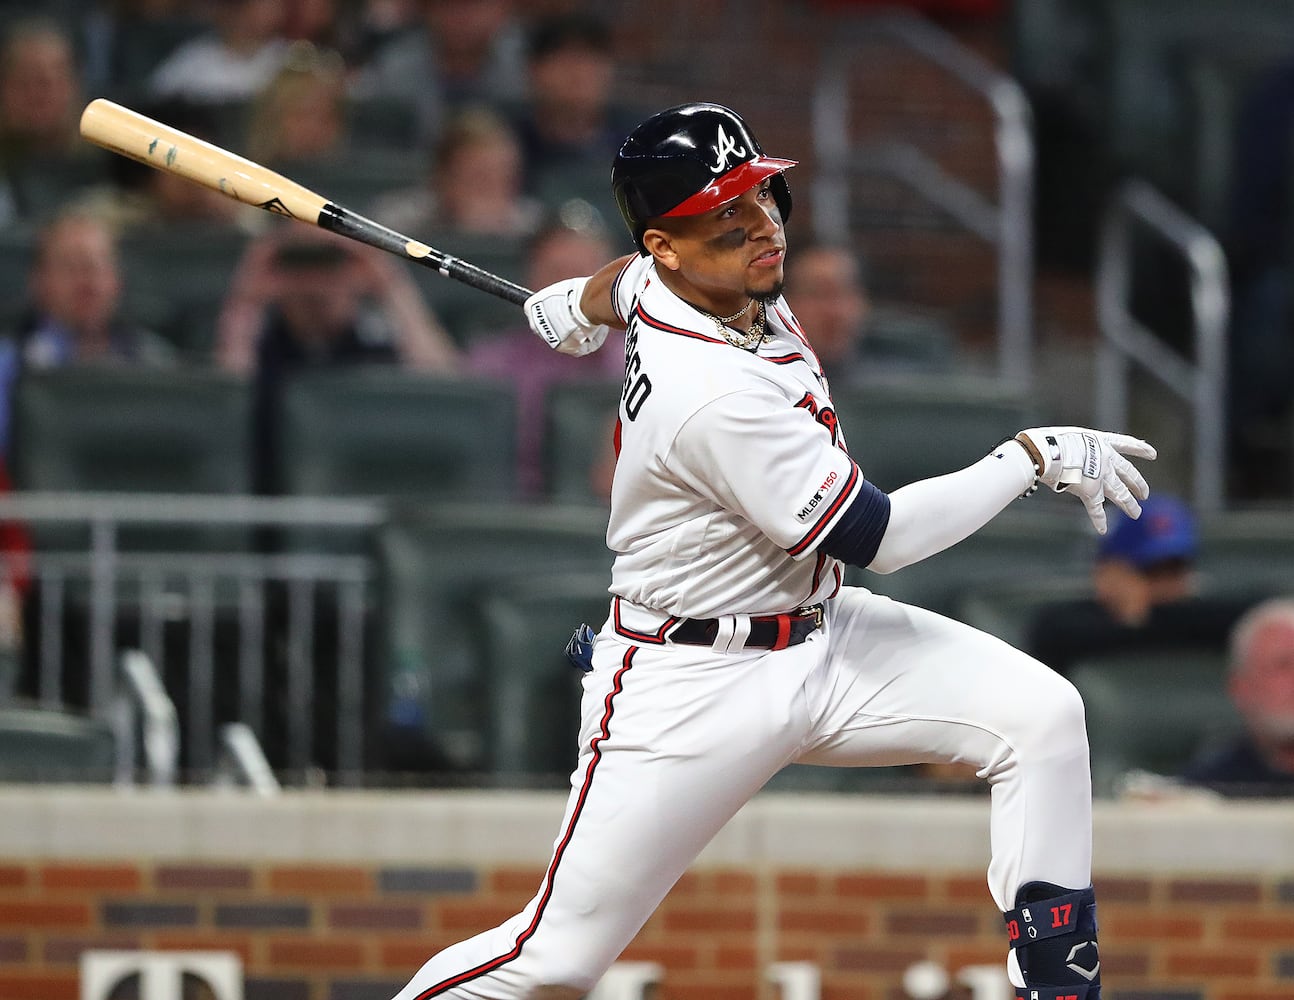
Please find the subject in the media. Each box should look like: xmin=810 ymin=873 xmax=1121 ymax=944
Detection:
xmin=0 ymin=493 xmax=386 ymax=783
xmin=811 ymin=9 xmax=1035 ymax=384
xmin=1095 ymin=180 xmax=1230 ymax=513
xmin=113 ymin=649 xmax=180 ymax=787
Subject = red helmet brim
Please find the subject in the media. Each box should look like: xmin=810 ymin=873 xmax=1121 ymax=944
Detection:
xmin=661 ymin=156 xmax=798 ymax=217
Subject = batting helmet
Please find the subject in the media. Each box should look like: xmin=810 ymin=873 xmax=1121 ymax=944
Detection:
xmin=611 ymin=103 xmax=797 ymax=253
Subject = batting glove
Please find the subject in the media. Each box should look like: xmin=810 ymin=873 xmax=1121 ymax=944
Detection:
xmin=1014 ymin=427 xmax=1157 ymax=534
xmin=525 ymin=276 xmax=611 ymax=357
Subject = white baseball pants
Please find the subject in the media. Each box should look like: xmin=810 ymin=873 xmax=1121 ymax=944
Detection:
xmin=391 ymin=586 xmax=1092 ymax=999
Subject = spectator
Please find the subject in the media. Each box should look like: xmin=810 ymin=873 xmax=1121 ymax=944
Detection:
xmin=367 ymin=105 xmax=541 ymax=241
xmin=147 ymin=0 xmax=291 ymax=105
xmin=783 ymin=243 xmax=957 ymax=381
xmin=464 ymin=221 xmax=622 ymax=498
xmin=0 ymin=209 xmax=175 ymax=458
xmin=1180 ymin=597 xmax=1294 ymax=796
xmin=354 ymin=0 xmax=527 ymax=150
xmin=1025 ymin=495 xmax=1259 ymax=675
xmin=77 ymin=0 xmax=204 ymax=100
xmin=214 ymin=225 xmax=459 ymax=490
xmin=244 ymin=42 xmax=349 ymax=166
xmin=512 ymin=12 xmax=637 ymax=222
xmin=0 ymin=18 xmax=100 ymax=223
xmin=783 ymin=244 xmax=871 ymax=382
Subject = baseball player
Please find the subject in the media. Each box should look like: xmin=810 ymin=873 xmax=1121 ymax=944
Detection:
xmin=392 ymin=103 xmax=1152 ymax=1000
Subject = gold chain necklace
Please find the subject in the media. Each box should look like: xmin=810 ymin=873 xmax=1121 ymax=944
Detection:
xmin=709 ymin=299 xmax=768 ymax=351
xmin=713 ymin=298 xmax=754 ymax=324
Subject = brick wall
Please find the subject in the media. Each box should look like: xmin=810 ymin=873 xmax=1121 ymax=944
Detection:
xmin=2 ymin=860 xmax=1293 ymax=1000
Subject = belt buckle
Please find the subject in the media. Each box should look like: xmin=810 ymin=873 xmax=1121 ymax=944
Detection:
xmin=797 ymin=604 xmax=825 ymax=631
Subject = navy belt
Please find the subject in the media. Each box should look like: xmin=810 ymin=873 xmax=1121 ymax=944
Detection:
xmin=670 ymin=604 xmax=825 ymax=651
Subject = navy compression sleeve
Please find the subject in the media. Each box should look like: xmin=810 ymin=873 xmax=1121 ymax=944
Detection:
xmin=818 ymin=479 xmax=892 ymax=568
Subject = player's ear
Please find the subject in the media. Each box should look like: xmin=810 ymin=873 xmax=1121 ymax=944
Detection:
xmin=642 ymin=228 xmax=680 ymax=271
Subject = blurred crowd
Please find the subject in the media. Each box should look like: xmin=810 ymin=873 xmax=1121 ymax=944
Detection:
xmin=0 ymin=1 xmax=1288 ymax=504
xmin=0 ymin=0 xmax=1289 ymax=790
xmin=0 ymin=0 xmax=655 ymax=502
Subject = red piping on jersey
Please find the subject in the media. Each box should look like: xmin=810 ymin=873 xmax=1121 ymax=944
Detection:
xmin=810 ymin=551 xmax=826 ymax=594
xmin=412 ymin=648 xmax=638 ymax=998
xmin=612 ymin=596 xmax=680 ymax=644
xmin=611 ymin=257 xmax=635 ymax=325
xmin=765 ymin=352 xmax=807 ymax=366
xmin=777 ymin=304 xmax=821 ymax=361
xmin=634 ymin=304 xmax=726 ymax=345
xmin=787 ymin=461 xmax=861 ymax=557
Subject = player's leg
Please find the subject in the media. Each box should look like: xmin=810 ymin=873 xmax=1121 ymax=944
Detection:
xmin=796 ymin=590 xmax=1101 ymax=1000
xmin=392 ymin=636 xmax=816 ymax=999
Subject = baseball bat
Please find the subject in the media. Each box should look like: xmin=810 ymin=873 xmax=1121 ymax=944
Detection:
xmin=78 ymin=98 xmax=532 ymax=306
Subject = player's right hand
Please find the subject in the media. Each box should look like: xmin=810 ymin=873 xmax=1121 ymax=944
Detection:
xmin=524 ymin=276 xmax=611 ymax=357
xmin=1014 ymin=427 xmax=1156 ymax=534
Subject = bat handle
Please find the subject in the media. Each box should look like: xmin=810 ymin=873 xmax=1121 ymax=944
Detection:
xmin=320 ymin=203 xmax=532 ymax=306
xmin=435 ymin=255 xmax=532 ymax=307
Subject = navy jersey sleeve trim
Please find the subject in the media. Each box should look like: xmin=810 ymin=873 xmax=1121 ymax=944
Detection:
xmin=818 ymin=480 xmax=892 ymax=569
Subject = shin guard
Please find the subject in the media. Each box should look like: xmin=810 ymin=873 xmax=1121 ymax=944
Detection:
xmin=1003 ymin=881 xmax=1102 ymax=1000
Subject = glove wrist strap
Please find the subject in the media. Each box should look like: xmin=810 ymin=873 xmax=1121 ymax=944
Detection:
xmin=568 ymin=276 xmax=595 ymax=330
xmin=1000 ymin=435 xmax=1041 ymax=499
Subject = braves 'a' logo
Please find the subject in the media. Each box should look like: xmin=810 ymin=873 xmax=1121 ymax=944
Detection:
xmin=708 ymin=124 xmax=747 ymax=174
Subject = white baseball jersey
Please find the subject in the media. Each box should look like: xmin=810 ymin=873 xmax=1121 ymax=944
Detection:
xmin=604 ymin=253 xmax=863 ymax=619
xmin=391 ymin=255 xmax=1098 ymax=1000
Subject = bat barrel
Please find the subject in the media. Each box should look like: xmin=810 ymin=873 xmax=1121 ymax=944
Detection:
xmin=81 ymin=98 xmax=533 ymax=307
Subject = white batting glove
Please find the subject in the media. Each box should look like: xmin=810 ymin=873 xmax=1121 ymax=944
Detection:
xmin=524 ymin=276 xmax=611 ymax=357
xmin=1014 ymin=427 xmax=1157 ymax=534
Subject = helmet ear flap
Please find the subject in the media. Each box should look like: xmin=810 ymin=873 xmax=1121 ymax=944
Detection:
xmin=771 ymin=173 xmax=792 ymax=225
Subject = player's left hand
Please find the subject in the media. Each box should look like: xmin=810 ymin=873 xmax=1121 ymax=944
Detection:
xmin=525 ymin=276 xmax=611 ymax=357
xmin=1014 ymin=426 xmax=1156 ymax=534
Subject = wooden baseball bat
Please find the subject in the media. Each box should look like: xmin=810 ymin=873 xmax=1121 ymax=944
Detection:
xmin=78 ymin=98 xmax=532 ymax=306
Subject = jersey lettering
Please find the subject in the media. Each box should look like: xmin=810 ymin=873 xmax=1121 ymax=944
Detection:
xmin=623 ymin=320 xmax=653 ymax=421
xmin=795 ymin=392 xmax=842 ymax=447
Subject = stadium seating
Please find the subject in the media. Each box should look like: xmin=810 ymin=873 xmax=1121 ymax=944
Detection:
xmin=544 ymin=377 xmax=622 ymax=504
xmin=1196 ymin=509 xmax=1294 ymax=594
xmin=1068 ymin=648 xmax=1240 ymax=797
xmin=278 ymin=150 xmax=427 ymax=222
xmin=345 ymin=96 xmax=423 ymax=152
xmin=861 ymin=307 xmax=959 ymax=374
xmin=0 ymin=227 xmax=34 ymax=325
xmin=831 ymin=374 xmax=1036 ymax=493
xmin=0 ymin=705 xmax=116 ymax=783
xmin=276 ymin=370 xmax=518 ymax=502
xmin=850 ymin=505 xmax=1093 ymax=617
xmin=10 ymin=366 xmax=254 ymax=551
xmin=118 ymin=225 xmax=251 ymax=360
xmin=474 ymin=571 xmax=614 ymax=780
xmin=375 ymin=502 xmax=612 ymax=777
xmin=952 ymin=573 xmax=1094 ymax=650
xmin=1094 ymin=0 xmax=1294 ymax=206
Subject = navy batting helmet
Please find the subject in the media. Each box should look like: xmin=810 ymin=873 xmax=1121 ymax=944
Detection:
xmin=611 ymin=103 xmax=796 ymax=253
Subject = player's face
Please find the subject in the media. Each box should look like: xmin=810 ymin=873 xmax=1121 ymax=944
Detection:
xmin=645 ymin=180 xmax=786 ymax=315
